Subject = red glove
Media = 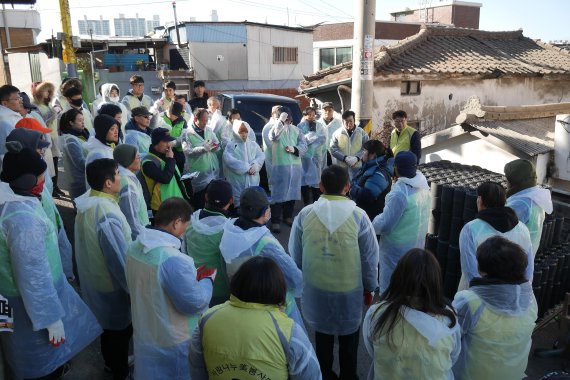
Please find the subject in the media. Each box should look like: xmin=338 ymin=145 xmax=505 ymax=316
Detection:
xmin=196 ymin=265 xmax=217 ymax=282
xmin=363 ymin=291 xmax=374 ymax=306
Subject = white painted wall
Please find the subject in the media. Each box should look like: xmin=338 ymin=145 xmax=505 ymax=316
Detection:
xmin=372 ymin=77 xmax=570 ymax=136
xmin=0 ymin=9 xmax=41 ymax=41
xmin=246 ymin=25 xmax=312 ymax=81
xmin=8 ymin=52 xmax=63 ymax=95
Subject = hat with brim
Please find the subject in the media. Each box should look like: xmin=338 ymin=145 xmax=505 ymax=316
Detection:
xmin=16 ymin=117 xmax=52 ymax=134
xmin=151 ymin=127 xmax=176 ymax=145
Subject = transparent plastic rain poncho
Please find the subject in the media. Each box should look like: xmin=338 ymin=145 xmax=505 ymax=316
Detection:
xmin=222 ymin=121 xmax=265 ymax=207
xmin=84 ymin=136 xmax=114 ymax=165
xmin=96 ymin=83 xmax=130 ymax=135
xmin=74 ymin=190 xmax=132 ymax=330
xmin=321 ymin=116 xmax=342 ymax=168
xmin=188 ymin=296 xmax=322 ymax=380
xmin=268 ymin=121 xmax=307 ymax=203
xmin=59 ymin=133 xmax=87 ymax=198
xmin=0 ymin=183 xmax=101 ymax=379
xmin=219 ymin=219 xmax=305 ymax=327
xmin=262 ymin=119 xmax=275 ymax=190
xmin=507 ymin=185 xmax=553 ymax=255
xmin=125 ymin=128 xmax=152 ymax=155
xmin=289 ymin=195 xmax=379 ymax=335
xmin=363 ymin=302 xmax=461 ymax=380
xmin=372 ymin=171 xmax=431 ymax=293
xmin=458 ymin=219 xmax=533 ymax=289
xmin=184 ymin=210 xmax=230 ymax=304
xmin=40 ymin=185 xmax=74 ymax=278
xmin=181 ymin=126 xmax=220 ymax=193
xmin=118 ymin=165 xmax=150 ymax=241
xmin=297 ymin=119 xmax=327 ymax=188
xmin=220 ymin=120 xmax=255 ymax=149
xmin=329 ymin=126 xmax=369 ymax=180
xmin=126 ymin=227 xmax=212 ymax=380
xmin=452 ymin=281 xmax=537 ymax=380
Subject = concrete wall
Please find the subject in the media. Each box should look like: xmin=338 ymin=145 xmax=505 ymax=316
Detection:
xmin=189 ymin=42 xmax=248 ymax=81
xmin=7 ymin=52 xmax=63 ymax=94
xmin=246 ymin=25 xmax=312 ymax=81
xmin=372 ymin=77 xmax=570 ymax=136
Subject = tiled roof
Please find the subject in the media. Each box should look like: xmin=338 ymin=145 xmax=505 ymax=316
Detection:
xmin=466 ymin=118 xmax=554 ymax=156
xmin=300 ymin=25 xmax=570 ymax=91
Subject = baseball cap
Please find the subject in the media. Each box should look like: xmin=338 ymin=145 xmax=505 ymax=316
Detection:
xmin=131 ymin=106 xmax=152 ymax=117
xmin=239 ymin=186 xmax=270 ymax=220
xmin=322 ymin=102 xmax=334 ymax=109
xmin=19 ymin=92 xmax=38 ymax=111
xmin=15 ymin=117 xmax=52 ymax=133
xmin=206 ymin=179 xmax=233 ymax=207
xmin=151 ymin=127 xmax=176 ymax=145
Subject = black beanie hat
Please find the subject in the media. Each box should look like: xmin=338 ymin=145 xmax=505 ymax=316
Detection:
xmin=0 ymin=141 xmax=47 ymax=187
xmin=94 ymin=114 xmax=119 ymax=143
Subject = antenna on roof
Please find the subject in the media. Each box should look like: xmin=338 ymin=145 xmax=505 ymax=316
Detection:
xmin=418 ymin=0 xmax=433 ymax=23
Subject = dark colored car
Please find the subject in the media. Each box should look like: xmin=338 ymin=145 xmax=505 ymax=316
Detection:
xmin=218 ymin=92 xmax=303 ymax=146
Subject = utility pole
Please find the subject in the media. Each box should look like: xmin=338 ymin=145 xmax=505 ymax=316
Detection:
xmin=351 ymin=0 xmax=376 ymax=135
xmin=59 ymin=0 xmax=77 ymax=77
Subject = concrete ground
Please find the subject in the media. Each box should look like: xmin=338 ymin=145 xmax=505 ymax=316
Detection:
xmin=44 ymin=164 xmax=570 ymax=379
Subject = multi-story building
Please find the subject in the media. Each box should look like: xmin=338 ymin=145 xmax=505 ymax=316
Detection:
xmin=78 ymin=15 xmax=111 ymax=36
xmin=114 ymin=14 xmax=147 ymax=37
xmin=146 ymin=15 xmax=160 ymax=35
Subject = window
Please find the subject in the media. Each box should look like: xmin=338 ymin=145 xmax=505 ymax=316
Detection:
xmin=319 ymin=46 xmax=353 ymax=70
xmin=273 ymin=47 xmax=298 ymax=64
xmin=400 ymin=81 xmax=421 ymax=95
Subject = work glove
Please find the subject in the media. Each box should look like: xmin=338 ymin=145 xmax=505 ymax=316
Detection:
xmin=46 ymin=320 xmax=66 ymax=347
xmin=345 ymin=156 xmax=358 ymax=167
xmin=363 ymin=291 xmax=374 ymax=306
xmin=196 ymin=264 xmax=217 ymax=283
xmin=202 ymin=140 xmax=213 ymax=152
xmin=279 ymin=112 xmax=288 ymax=122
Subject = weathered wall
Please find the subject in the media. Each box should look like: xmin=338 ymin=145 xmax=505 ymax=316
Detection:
xmin=189 ymin=42 xmax=248 ymax=81
xmin=373 ymin=77 xmax=570 ymax=136
xmin=8 ymin=52 xmax=64 ymax=94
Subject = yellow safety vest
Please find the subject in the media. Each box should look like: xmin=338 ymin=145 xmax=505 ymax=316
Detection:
xmin=390 ymin=126 xmax=416 ymax=157
xmin=200 ymin=295 xmax=293 ymax=379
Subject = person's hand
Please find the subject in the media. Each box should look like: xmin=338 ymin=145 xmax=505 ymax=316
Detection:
xmin=47 ymin=320 xmax=65 ymax=347
xmin=203 ymin=140 xmax=213 ymax=152
xmin=165 ymin=146 xmax=174 ymax=158
xmin=345 ymin=156 xmax=358 ymax=167
xmin=285 ymin=146 xmax=295 ymax=154
xmin=248 ymin=167 xmax=255 ymax=175
xmin=279 ymin=112 xmax=288 ymax=122
xmin=363 ymin=291 xmax=374 ymax=306
xmin=196 ymin=264 xmax=217 ymax=282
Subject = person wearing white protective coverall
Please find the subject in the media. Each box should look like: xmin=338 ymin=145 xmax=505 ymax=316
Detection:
xmin=114 ymin=144 xmax=150 ymax=240
xmin=185 ymin=179 xmax=234 ymax=307
xmin=219 ymin=186 xmax=305 ymax=329
xmin=268 ymin=108 xmax=307 ymax=233
xmin=0 ymin=145 xmax=101 ymax=379
xmin=85 ymin=114 xmax=119 ymax=165
xmin=189 ymin=256 xmax=322 ymax=380
xmin=363 ymin=249 xmax=461 ymax=380
xmin=182 ymin=107 xmax=220 ymax=211
xmin=453 ymin=236 xmax=537 ymax=380
xmin=124 ymin=106 xmax=152 ymax=155
xmin=126 ymin=198 xmax=216 ymax=380
xmin=74 ymin=158 xmax=133 ymax=380
xmin=261 ymin=105 xmax=283 ymax=193
xmin=121 ymin=74 xmax=153 ymax=112
xmin=319 ymin=102 xmax=342 ymax=167
xmin=372 ymin=151 xmax=430 ymax=293
xmin=6 ymin=129 xmax=74 ymax=280
xmin=220 ymin=108 xmax=255 ymax=149
xmin=289 ymin=164 xmax=379 ymax=380
xmin=59 ymin=108 xmax=90 ymax=199
xmin=330 ymin=110 xmax=369 ymax=181
xmin=223 ymin=120 xmax=265 ymax=208
xmin=458 ymin=181 xmax=533 ymax=291
xmin=94 ymin=83 xmax=129 ymax=134
xmin=298 ymin=106 xmax=326 ymax=205
xmin=505 ymin=159 xmax=553 ymax=255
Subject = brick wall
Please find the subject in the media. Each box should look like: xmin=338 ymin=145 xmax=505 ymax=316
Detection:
xmin=399 ymin=4 xmax=480 ymax=29
xmin=208 ymin=88 xmax=309 ymax=109
xmin=452 ymin=6 xmax=480 ymax=29
xmin=314 ymin=22 xmax=421 ymax=42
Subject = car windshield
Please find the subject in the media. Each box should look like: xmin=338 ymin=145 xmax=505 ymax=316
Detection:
xmin=234 ymin=99 xmax=303 ymax=142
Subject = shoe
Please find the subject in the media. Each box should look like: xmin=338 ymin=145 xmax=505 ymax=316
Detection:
xmin=271 ymin=223 xmax=281 ymax=234
xmin=284 ymin=217 xmax=293 ymax=226
xmin=53 ymin=186 xmax=65 ymax=197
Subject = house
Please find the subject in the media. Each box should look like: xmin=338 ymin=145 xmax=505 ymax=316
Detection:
xmin=313 ymin=0 xmax=482 ymax=72
xmin=422 ymin=96 xmax=570 ymax=193
xmin=162 ymin=21 xmax=313 ymax=102
xmin=299 ymin=25 xmax=570 ymax=137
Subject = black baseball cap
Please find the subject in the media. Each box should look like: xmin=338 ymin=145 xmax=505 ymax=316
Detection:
xmin=151 ymin=127 xmax=176 ymax=145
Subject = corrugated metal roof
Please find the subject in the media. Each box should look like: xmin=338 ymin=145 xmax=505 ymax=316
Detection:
xmin=467 ymin=118 xmax=554 ymax=156
xmin=186 ymin=24 xmax=246 ymax=43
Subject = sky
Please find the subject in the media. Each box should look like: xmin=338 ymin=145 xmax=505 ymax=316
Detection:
xmin=16 ymin=0 xmax=570 ymax=43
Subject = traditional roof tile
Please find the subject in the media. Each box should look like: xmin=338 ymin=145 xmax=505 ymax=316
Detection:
xmin=300 ymin=25 xmax=570 ymax=92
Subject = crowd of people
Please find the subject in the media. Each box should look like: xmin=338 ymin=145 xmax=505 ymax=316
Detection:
xmin=0 ymin=76 xmax=552 ymax=380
